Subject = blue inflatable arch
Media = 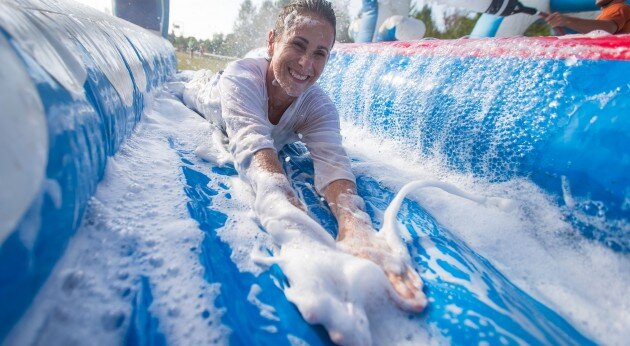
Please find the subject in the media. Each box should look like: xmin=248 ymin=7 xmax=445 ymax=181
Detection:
xmin=0 ymin=0 xmax=175 ymax=339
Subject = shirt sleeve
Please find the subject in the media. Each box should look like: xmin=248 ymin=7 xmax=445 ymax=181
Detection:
xmin=298 ymin=89 xmax=356 ymax=194
xmin=182 ymin=70 xmax=223 ymax=125
xmin=598 ymin=5 xmax=630 ymax=33
xmin=219 ymin=60 xmax=276 ymax=171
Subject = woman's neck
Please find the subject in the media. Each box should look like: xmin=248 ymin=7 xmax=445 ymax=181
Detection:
xmin=266 ymin=62 xmax=295 ymax=125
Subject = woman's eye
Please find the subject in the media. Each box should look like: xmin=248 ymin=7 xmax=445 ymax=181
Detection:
xmin=293 ymin=42 xmax=305 ymax=50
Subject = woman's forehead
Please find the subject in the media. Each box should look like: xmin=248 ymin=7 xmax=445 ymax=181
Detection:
xmin=282 ymin=14 xmax=334 ymax=44
xmin=284 ymin=12 xmax=332 ymax=33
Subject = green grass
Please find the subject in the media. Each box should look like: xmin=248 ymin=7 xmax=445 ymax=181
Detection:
xmin=176 ymin=51 xmax=236 ymax=72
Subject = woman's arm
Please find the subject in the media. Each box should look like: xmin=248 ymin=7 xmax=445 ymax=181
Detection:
xmin=323 ymin=178 xmax=428 ymax=312
xmin=323 ymin=179 xmax=372 ymax=240
xmin=249 ymin=148 xmax=305 ymax=211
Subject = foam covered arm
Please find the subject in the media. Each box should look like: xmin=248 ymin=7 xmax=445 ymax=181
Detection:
xmin=249 ymin=148 xmax=305 ymax=211
xmin=323 ymin=179 xmax=371 ymax=240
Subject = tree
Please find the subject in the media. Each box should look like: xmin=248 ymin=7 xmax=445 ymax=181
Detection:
xmin=168 ymin=0 xmax=358 ymax=57
xmin=207 ymin=33 xmax=226 ymax=54
xmin=331 ymin=0 xmax=352 ymax=43
xmin=412 ymin=5 xmax=479 ymax=39
xmin=443 ymin=13 xmax=480 ymax=38
xmin=413 ymin=5 xmax=442 ymax=38
xmin=524 ymin=19 xmax=551 ymax=36
xmin=227 ymin=0 xmax=261 ymax=56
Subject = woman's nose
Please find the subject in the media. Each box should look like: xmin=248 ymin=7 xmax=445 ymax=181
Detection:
xmin=298 ymin=54 xmax=313 ymax=70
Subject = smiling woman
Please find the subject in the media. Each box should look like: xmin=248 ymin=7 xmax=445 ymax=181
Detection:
xmin=266 ymin=6 xmax=336 ymax=119
xmin=180 ymin=0 xmax=427 ymax=342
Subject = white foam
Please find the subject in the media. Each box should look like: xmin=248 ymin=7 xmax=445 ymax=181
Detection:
xmin=247 ymin=284 xmax=280 ymax=321
xmin=193 ymin=123 xmax=232 ymax=167
xmin=340 ymin=121 xmax=630 ymax=345
xmin=7 ymin=89 xmax=231 ymax=345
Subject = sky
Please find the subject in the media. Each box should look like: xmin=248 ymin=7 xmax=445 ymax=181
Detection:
xmin=75 ymin=0 xmax=442 ymax=40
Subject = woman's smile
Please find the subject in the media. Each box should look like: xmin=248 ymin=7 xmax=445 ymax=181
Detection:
xmin=289 ymin=67 xmax=309 ymax=82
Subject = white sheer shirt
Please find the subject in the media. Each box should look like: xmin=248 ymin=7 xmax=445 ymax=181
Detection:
xmin=183 ymin=57 xmax=355 ymax=193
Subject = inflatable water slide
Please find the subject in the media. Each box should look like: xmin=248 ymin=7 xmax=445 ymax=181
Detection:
xmin=1 ymin=0 xmax=628 ymax=345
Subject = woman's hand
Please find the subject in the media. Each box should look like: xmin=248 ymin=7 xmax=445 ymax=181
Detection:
xmin=325 ymin=180 xmax=427 ymax=312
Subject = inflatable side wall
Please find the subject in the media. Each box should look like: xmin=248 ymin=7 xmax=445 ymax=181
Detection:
xmin=113 ymin=0 xmax=170 ymax=37
xmin=319 ymin=37 xmax=630 ymax=252
xmin=0 ymin=0 xmax=175 ymax=340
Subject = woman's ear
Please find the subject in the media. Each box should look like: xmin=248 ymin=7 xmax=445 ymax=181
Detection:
xmin=267 ymin=29 xmax=275 ymax=59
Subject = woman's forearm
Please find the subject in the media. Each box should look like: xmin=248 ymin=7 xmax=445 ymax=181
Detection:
xmin=248 ymin=148 xmax=305 ymax=211
xmin=250 ymin=148 xmax=285 ymax=175
xmin=323 ymin=179 xmax=372 ymax=240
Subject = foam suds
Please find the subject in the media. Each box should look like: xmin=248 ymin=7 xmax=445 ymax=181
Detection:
xmin=243 ymin=165 xmax=428 ymax=345
xmin=340 ymin=122 xmax=630 ymax=345
xmin=6 ymin=89 xmax=230 ymax=345
xmin=380 ymin=178 xmax=516 ymax=267
xmin=193 ymin=124 xmax=232 ymax=166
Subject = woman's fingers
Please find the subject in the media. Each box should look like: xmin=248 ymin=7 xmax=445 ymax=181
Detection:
xmin=388 ymin=272 xmax=413 ymax=299
xmin=403 ymin=267 xmax=422 ymax=294
xmin=408 ymin=266 xmax=423 ymax=289
xmin=337 ymin=232 xmax=427 ymax=312
xmin=386 ymin=268 xmax=427 ymax=312
xmin=287 ymin=193 xmax=307 ymax=212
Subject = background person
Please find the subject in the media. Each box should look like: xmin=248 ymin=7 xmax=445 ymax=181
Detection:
xmin=545 ymin=0 xmax=630 ymax=34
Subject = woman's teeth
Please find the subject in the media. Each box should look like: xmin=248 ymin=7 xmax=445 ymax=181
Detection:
xmin=289 ymin=68 xmax=308 ymax=81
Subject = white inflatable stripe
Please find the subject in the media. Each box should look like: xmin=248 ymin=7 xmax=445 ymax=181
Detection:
xmin=0 ymin=34 xmax=48 ymax=244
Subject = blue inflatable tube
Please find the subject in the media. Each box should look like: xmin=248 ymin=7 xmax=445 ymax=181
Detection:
xmin=113 ymin=0 xmax=170 ymax=38
xmin=356 ymin=0 xmax=379 ymax=43
xmin=550 ymin=0 xmax=597 ymax=12
xmin=319 ymin=38 xmax=630 ymax=252
xmin=0 ymin=0 xmax=175 ymax=340
xmin=470 ymin=14 xmax=504 ymax=38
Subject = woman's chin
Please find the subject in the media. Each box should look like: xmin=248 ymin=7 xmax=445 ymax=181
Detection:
xmin=284 ymin=85 xmax=309 ymax=97
xmin=275 ymin=77 xmax=311 ymax=97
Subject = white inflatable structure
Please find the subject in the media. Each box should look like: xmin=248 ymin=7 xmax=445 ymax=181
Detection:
xmin=352 ymin=0 xmax=600 ymax=40
xmin=350 ymin=0 xmax=426 ymax=42
xmin=436 ymin=0 xmax=599 ymax=37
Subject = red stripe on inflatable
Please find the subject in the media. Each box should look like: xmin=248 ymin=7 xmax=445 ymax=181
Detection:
xmin=335 ymin=34 xmax=630 ymax=61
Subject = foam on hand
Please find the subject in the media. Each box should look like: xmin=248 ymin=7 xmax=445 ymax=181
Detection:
xmin=245 ymin=166 xmax=423 ymax=346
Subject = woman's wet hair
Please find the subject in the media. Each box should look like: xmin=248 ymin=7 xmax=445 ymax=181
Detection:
xmin=273 ymin=0 xmax=337 ymax=42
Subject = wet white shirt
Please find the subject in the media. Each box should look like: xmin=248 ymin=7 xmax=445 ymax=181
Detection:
xmin=183 ymin=57 xmax=355 ymax=193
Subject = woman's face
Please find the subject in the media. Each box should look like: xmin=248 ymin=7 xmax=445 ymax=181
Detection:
xmin=267 ymin=13 xmax=335 ymax=98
